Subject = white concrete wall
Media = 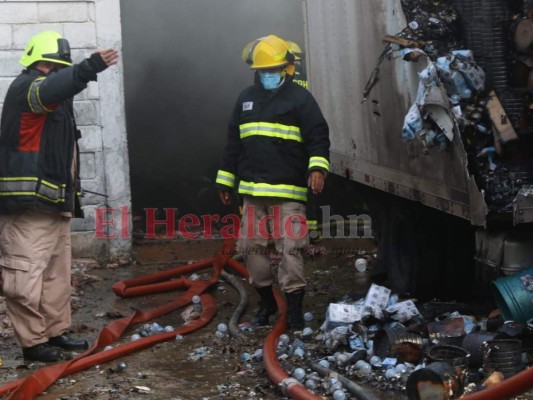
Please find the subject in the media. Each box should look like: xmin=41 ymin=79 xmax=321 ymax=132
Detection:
xmin=0 ymin=0 xmax=131 ymax=261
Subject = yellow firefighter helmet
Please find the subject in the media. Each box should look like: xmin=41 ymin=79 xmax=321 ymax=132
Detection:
xmin=20 ymin=31 xmax=72 ymax=67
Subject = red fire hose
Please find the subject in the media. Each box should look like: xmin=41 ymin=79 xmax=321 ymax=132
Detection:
xmin=0 ymin=240 xmax=322 ymax=400
xmin=463 ymin=367 xmax=533 ymax=400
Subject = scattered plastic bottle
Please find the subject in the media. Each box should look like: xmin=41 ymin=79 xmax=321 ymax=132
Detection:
xmin=116 ymin=361 xmax=127 ymax=372
xmin=318 ymin=359 xmax=330 ymax=369
xmin=240 ymin=352 xmax=251 ymax=362
xmin=175 ymin=334 xmax=184 ymax=341
xmin=302 ymin=327 xmax=314 ymax=340
xmin=333 ymin=390 xmax=346 ymax=400
xmin=293 ymin=367 xmax=306 ymax=381
xmin=104 ymin=345 xmax=113 ymax=351
xmin=355 ymin=258 xmax=367 ymax=272
xmin=330 ymin=380 xmax=343 ymax=393
xmin=151 ymin=322 xmax=164 ymax=333
xmin=369 ymin=355 xmax=381 ymax=366
xmin=139 ymin=323 xmax=153 ymax=337
xmin=304 ymin=312 xmax=313 ymax=325
xmin=215 ymin=330 xmax=226 ymax=339
xmin=252 ymin=349 xmax=263 ymax=361
xmin=293 ymin=347 xmax=305 ymax=359
xmin=131 ymin=333 xmax=141 ymax=341
xmin=277 ymin=334 xmax=290 ymax=355
xmin=357 ymin=361 xmax=372 ymax=375
xmin=461 ymin=88 xmax=472 ymax=99
xmin=278 ymin=333 xmax=289 ymax=345
xmin=396 ymin=363 xmax=408 ymax=374
xmin=305 ymin=379 xmax=318 ymax=390
xmin=385 ymin=368 xmax=397 ymax=380
xmin=450 ymin=93 xmax=462 ymax=118
xmin=164 ymin=325 xmax=174 ymax=332
xmin=192 ymin=295 xmax=202 ymax=313
xmin=217 ymin=323 xmax=228 ymax=333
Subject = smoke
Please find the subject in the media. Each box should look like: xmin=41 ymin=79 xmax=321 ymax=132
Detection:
xmin=120 ymin=0 xmax=305 ymax=216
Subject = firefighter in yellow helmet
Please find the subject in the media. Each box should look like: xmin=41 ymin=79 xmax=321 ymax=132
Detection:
xmin=216 ymin=35 xmax=330 ymax=330
xmin=285 ymin=40 xmax=308 ymax=89
xmin=0 ymin=31 xmax=118 ymax=362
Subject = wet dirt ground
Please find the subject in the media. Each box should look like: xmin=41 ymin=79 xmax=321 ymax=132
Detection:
xmin=0 ymin=237 xmax=532 ymax=400
xmin=0 ymin=237 xmax=387 ymax=400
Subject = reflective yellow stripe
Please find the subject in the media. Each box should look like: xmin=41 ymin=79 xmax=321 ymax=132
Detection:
xmin=0 ymin=192 xmax=65 ymax=203
xmin=308 ymin=156 xmax=330 ymax=172
xmin=238 ymin=181 xmax=307 ymax=202
xmin=0 ymin=177 xmax=66 ymax=202
xmin=36 ymin=193 xmax=65 ymax=203
xmin=240 ymin=122 xmax=302 ymax=142
xmin=216 ymin=170 xmax=236 ymax=188
xmin=41 ymin=179 xmax=66 ymax=189
xmin=0 ymin=177 xmax=38 ymax=181
xmin=28 ymin=77 xmax=53 ymax=113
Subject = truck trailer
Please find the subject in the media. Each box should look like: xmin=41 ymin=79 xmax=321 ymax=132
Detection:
xmin=303 ymin=0 xmax=533 ymax=300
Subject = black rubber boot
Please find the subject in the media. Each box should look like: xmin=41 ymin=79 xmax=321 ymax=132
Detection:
xmin=251 ymin=286 xmax=278 ymax=326
xmin=286 ymin=289 xmax=305 ymax=330
xmin=48 ymin=334 xmax=89 ymax=350
xmin=22 ymin=343 xmax=61 ymax=362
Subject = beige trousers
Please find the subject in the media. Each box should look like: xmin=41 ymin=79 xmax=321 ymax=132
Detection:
xmin=238 ymin=197 xmax=308 ymax=293
xmin=0 ymin=209 xmax=72 ymax=348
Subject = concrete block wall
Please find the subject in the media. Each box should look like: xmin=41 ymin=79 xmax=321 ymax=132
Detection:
xmin=0 ymin=0 xmax=132 ymax=261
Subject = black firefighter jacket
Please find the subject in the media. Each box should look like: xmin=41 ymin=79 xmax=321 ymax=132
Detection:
xmin=0 ymin=60 xmax=101 ymax=216
xmin=216 ymin=75 xmax=330 ymax=205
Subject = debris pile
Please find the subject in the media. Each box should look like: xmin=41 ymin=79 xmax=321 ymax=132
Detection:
xmin=221 ymin=281 xmax=533 ymax=399
xmin=377 ymin=0 xmax=533 ymax=213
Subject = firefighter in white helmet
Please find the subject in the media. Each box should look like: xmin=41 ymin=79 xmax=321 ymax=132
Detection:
xmin=216 ymin=35 xmax=330 ymax=329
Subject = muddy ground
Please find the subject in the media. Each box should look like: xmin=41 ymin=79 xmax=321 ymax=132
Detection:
xmin=0 ymin=238 xmax=386 ymax=399
xmin=0 ymin=237 xmax=530 ymax=400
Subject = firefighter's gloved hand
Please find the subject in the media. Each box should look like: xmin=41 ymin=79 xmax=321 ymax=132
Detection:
xmin=89 ymin=49 xmax=119 ymax=73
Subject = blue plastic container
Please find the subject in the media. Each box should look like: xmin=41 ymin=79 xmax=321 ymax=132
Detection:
xmin=491 ymin=267 xmax=533 ymax=324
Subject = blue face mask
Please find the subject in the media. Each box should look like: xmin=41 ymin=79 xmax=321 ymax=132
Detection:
xmin=258 ymin=71 xmax=282 ymax=90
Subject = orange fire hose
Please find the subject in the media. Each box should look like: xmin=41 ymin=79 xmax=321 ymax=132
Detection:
xmin=0 ymin=240 xmax=326 ymax=400
xmin=0 ymin=247 xmax=232 ymax=399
